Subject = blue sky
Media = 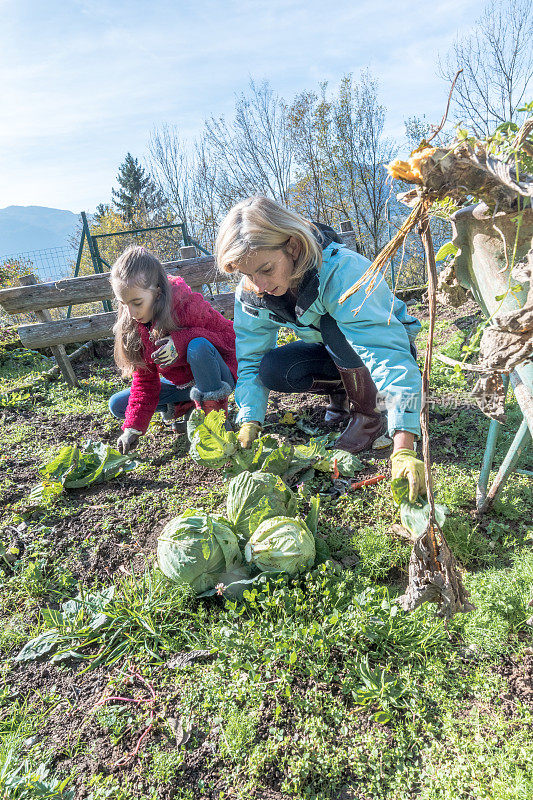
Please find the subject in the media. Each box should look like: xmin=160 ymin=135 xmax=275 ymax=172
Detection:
xmin=1 ymin=0 xmax=482 ymax=213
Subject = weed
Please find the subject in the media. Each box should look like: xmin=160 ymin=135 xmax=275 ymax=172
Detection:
xmin=219 ymin=708 xmax=258 ymax=763
xmin=0 ymin=751 xmax=74 ymax=799
xmin=453 ymin=546 xmax=533 ymax=656
xmin=351 ymin=523 xmax=410 ymax=579
xmin=145 ymin=747 xmax=185 ymax=783
xmin=342 ymin=656 xmax=408 ymax=722
xmin=94 ymin=704 xmax=136 ymax=745
xmin=85 ymin=774 xmax=135 ymax=800
xmin=442 ymin=516 xmax=496 ymax=568
xmin=16 ymin=569 xmax=200 ymax=667
xmin=416 ymin=705 xmax=533 ymax=800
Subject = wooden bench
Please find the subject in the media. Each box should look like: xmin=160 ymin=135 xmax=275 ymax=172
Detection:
xmin=0 ymin=249 xmax=233 ymax=386
xmin=0 ymin=227 xmax=403 ymax=387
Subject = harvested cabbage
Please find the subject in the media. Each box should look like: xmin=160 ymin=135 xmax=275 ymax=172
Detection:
xmin=226 ymin=472 xmax=297 ymax=541
xmin=244 ymin=516 xmax=316 ymax=575
xmin=157 ymin=511 xmax=242 ymax=593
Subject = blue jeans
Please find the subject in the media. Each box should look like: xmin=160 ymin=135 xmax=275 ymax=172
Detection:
xmin=259 ymin=314 xmax=364 ymax=393
xmin=109 ymin=337 xmax=235 ymax=420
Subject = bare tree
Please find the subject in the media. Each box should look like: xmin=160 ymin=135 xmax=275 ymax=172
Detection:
xmin=148 ymin=124 xmax=194 ymax=231
xmin=203 ymin=80 xmax=293 ymax=206
xmin=287 ymin=73 xmax=398 ymax=258
xmin=190 ymin=136 xmax=226 ymax=252
xmin=440 ymin=0 xmax=533 ymax=136
xmin=330 ymin=73 xmax=398 ymax=257
xmin=287 ymin=88 xmax=333 ymax=223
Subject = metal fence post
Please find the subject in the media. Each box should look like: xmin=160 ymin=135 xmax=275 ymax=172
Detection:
xmin=81 ymin=212 xmax=112 ymax=313
xmin=67 ymin=227 xmax=86 ymax=319
xmin=339 ymin=220 xmax=361 ymax=254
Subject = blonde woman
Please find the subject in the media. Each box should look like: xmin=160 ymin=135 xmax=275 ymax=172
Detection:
xmin=216 ymin=196 xmax=426 ymax=502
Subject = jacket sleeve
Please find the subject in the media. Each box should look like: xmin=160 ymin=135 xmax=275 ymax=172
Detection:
xmin=123 ymin=361 xmax=161 ymax=434
xmin=322 ymin=251 xmax=422 ymax=438
xmin=233 ymin=296 xmax=279 ymax=425
xmin=168 ymin=283 xmax=232 ymax=358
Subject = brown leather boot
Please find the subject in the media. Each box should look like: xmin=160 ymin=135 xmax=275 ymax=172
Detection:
xmin=308 ymin=378 xmax=350 ymax=425
xmin=335 ymin=366 xmax=386 ymax=453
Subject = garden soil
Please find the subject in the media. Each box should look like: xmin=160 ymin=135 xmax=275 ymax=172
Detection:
xmin=2 ymin=297 xmax=530 ymax=799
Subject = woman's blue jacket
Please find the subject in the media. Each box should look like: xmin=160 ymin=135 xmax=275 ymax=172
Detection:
xmin=233 ymin=240 xmax=422 ymax=437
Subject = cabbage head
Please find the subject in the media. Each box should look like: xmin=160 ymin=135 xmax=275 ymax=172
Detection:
xmin=244 ymin=516 xmax=316 ymax=575
xmin=157 ymin=511 xmax=242 ymax=593
xmin=226 ymin=472 xmax=297 ymax=542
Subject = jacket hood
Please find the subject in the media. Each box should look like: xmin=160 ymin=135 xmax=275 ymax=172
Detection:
xmin=238 ymin=221 xmax=342 ymax=320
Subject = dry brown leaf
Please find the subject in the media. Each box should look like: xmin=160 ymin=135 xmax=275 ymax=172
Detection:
xmin=478 ymin=254 xmax=533 ymax=372
xmin=167 ymin=650 xmax=216 ymax=669
xmin=471 ymin=373 xmax=508 ymax=422
xmin=387 ymin=523 xmax=416 ymax=542
xmin=436 ymin=262 xmax=470 ymax=308
xmin=397 ymin=522 xmax=474 ymax=618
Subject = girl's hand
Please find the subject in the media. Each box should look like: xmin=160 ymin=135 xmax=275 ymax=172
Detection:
xmin=152 ymin=337 xmax=178 ymax=366
xmin=117 ymin=428 xmax=142 ymax=454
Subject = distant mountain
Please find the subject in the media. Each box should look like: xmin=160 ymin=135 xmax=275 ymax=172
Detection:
xmin=0 ymin=206 xmax=80 ymax=260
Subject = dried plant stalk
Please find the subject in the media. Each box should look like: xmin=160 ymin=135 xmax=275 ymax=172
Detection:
xmin=398 ymin=212 xmax=473 ymax=618
xmin=338 ymin=198 xmax=427 ymax=305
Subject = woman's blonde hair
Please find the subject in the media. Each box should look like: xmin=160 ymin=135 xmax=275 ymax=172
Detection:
xmin=110 ymin=246 xmax=178 ymax=377
xmin=215 ymin=196 xmax=323 ymax=289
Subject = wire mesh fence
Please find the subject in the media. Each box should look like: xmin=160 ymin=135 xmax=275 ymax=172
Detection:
xmin=91 ymin=226 xmax=187 ymax=272
xmin=0 ymin=245 xmax=77 ymax=283
xmin=0 ymin=245 xmax=77 ymax=327
xmin=0 ymin=231 xmax=191 ymax=326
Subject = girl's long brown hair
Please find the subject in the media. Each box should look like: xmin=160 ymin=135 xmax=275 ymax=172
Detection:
xmin=111 ymin=246 xmax=179 ymax=377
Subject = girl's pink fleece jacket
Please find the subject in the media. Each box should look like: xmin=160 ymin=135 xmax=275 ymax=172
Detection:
xmin=123 ymin=275 xmax=238 ymax=433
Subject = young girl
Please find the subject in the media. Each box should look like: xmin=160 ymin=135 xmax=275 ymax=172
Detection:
xmin=215 ymin=196 xmax=426 ymax=502
xmin=109 ymin=245 xmax=238 ymax=454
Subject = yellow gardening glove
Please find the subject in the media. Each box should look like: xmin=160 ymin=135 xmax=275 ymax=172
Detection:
xmin=390 ymin=448 xmax=427 ymax=503
xmin=237 ymin=421 xmax=262 ymax=449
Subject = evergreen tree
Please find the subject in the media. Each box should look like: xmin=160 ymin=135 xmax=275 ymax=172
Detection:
xmin=112 ymin=153 xmax=168 ymax=223
xmin=93 ymin=203 xmax=111 ymax=224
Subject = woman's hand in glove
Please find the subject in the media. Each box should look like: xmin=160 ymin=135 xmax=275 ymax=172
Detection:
xmin=117 ymin=428 xmax=142 ymax=454
xmin=390 ymin=448 xmax=426 ymax=503
xmin=237 ymin=421 xmax=261 ymax=449
xmin=151 ymin=337 xmax=178 ymax=366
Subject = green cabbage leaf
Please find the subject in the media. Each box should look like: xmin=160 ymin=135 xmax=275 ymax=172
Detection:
xmin=226 ymin=472 xmax=297 ymax=542
xmin=244 ymin=516 xmax=316 ymax=574
xmin=391 ymin=477 xmax=448 ymax=537
xmin=157 ymin=511 xmax=242 ymax=593
xmin=39 ymin=440 xmax=137 ymax=488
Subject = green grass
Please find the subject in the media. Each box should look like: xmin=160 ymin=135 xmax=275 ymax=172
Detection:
xmin=0 ymin=316 xmax=532 ymax=799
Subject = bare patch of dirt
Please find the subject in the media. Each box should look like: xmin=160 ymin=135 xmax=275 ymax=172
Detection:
xmin=44 ymin=446 xmax=222 ymax=583
xmin=493 ymin=652 xmax=533 ymax=715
